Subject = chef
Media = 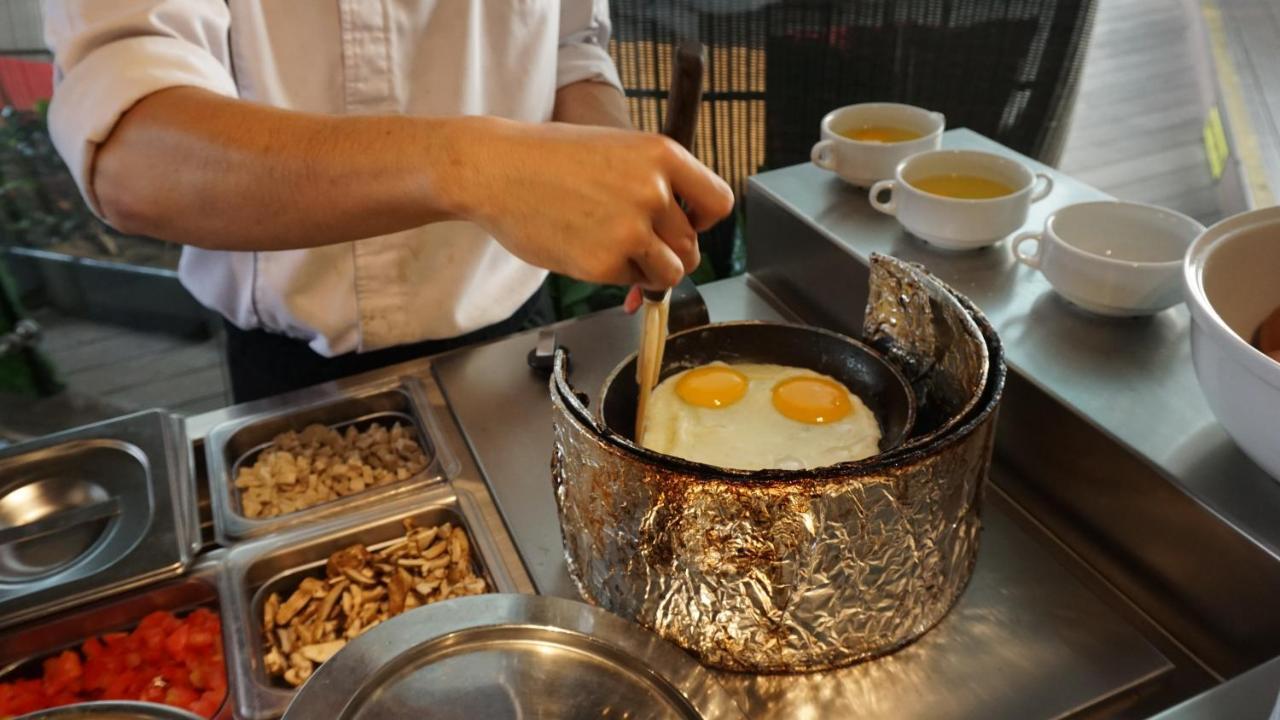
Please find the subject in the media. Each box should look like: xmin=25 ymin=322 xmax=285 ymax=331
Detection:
xmin=43 ymin=1 xmax=734 ymax=402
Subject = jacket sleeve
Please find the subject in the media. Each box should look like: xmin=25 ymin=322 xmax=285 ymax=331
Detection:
xmin=557 ymin=0 xmax=624 ymax=92
xmin=43 ymin=0 xmax=239 ymax=213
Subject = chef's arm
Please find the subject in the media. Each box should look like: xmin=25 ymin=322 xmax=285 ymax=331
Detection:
xmin=97 ymin=78 xmax=638 ymax=249
xmin=90 ymin=87 xmax=729 ymax=288
xmin=93 ymin=88 xmax=460 ymax=249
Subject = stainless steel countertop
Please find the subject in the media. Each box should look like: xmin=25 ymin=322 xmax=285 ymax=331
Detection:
xmin=747 ymin=129 xmax=1280 ymax=561
xmin=433 ymin=278 xmax=1174 ymax=719
xmin=1152 ymin=654 xmax=1280 ymax=720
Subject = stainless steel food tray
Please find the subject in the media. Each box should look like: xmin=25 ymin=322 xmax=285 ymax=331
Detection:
xmin=0 ymin=551 xmax=234 ymax=720
xmin=0 ymin=410 xmax=199 ymax=629
xmin=281 ymin=594 xmax=745 ymax=720
xmin=205 ymin=376 xmax=457 ymax=545
xmin=218 ymin=485 xmax=516 ymax=720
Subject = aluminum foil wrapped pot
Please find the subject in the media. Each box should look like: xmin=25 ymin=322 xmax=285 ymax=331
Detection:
xmin=550 ymin=255 xmax=1006 ymax=672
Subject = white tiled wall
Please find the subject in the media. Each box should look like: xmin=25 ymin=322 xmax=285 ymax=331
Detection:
xmin=0 ymin=0 xmax=44 ymax=53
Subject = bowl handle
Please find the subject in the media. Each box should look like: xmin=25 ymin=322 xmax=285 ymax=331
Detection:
xmin=1030 ymin=173 xmax=1054 ymax=203
xmin=811 ymin=139 xmax=836 ymax=170
xmin=1012 ymin=231 xmax=1044 ymax=269
xmin=869 ymin=180 xmax=898 ymax=216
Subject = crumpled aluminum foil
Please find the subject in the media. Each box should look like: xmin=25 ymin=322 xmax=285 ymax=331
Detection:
xmin=550 ymin=255 xmax=1005 ymax=672
xmin=863 ymin=254 xmax=989 ymax=440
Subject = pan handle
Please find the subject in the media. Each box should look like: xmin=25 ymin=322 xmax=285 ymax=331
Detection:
xmin=667 ymin=275 xmax=709 ymax=333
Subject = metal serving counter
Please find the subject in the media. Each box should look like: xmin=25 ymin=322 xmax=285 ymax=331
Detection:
xmin=170 ymin=128 xmax=1280 ymax=717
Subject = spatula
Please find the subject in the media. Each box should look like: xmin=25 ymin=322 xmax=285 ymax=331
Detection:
xmin=634 ymin=40 xmax=706 ymax=444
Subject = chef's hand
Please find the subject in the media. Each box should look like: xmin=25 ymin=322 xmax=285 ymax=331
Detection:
xmin=457 ymin=118 xmax=734 ymax=290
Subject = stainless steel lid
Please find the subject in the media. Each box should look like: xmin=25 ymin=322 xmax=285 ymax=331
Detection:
xmin=0 ymin=410 xmax=199 ymax=629
xmin=282 ymin=594 xmax=745 ymax=720
xmin=14 ymin=701 xmax=203 ymax=720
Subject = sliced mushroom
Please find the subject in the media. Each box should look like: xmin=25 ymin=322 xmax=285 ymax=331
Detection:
xmin=387 ymin=568 xmax=413 ymax=616
xmin=264 ymin=645 xmax=285 ymax=672
xmin=422 ymin=540 xmax=448 ymax=560
xmin=263 ymin=519 xmax=489 ymax=684
xmin=312 ymin=580 xmax=347 ymax=635
xmin=276 ymin=578 xmax=322 ymax=626
xmin=300 ymin=640 xmax=347 ymax=664
xmin=264 ymin=593 xmax=280 ymax=633
xmin=343 ymin=567 xmax=376 ymax=586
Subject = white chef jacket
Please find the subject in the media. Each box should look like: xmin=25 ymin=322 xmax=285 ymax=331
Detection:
xmin=44 ymin=0 xmax=622 ymax=356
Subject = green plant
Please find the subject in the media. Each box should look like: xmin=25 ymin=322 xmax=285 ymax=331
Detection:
xmin=0 ymin=255 xmax=59 ymax=397
xmin=0 ymin=103 xmax=178 ymax=268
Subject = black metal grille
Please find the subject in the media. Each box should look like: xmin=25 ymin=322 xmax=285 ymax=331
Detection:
xmin=608 ymin=1 xmax=1096 ymax=275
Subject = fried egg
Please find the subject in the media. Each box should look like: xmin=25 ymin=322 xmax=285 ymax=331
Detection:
xmin=641 ymin=362 xmax=882 ymax=471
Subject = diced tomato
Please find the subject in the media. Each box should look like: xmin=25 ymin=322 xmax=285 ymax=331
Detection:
xmin=186 ymin=628 xmax=214 ymax=651
xmin=139 ymin=680 xmax=167 ymax=703
xmin=0 ymin=608 xmax=228 ymax=720
xmin=0 ymin=678 xmax=47 ymax=716
xmin=165 ymin=683 xmax=199 ymax=709
xmin=190 ymin=689 xmax=223 ymax=717
xmin=164 ymin=623 xmax=189 ymax=658
xmin=41 ymin=651 xmax=82 ymax=695
xmin=81 ymin=636 xmax=103 ymax=659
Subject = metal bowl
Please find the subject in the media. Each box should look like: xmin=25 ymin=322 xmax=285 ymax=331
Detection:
xmin=281 ymin=594 xmax=745 ymax=719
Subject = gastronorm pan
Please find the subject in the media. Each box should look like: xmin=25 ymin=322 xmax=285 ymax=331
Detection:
xmin=218 ymin=485 xmax=516 ymax=720
xmin=205 ymin=376 xmax=456 ymax=545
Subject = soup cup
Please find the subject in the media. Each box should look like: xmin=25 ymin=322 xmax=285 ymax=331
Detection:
xmin=1013 ymin=201 xmax=1203 ymax=316
xmin=870 ymin=149 xmax=1053 ymax=250
xmin=810 ymin=103 xmax=944 ymax=187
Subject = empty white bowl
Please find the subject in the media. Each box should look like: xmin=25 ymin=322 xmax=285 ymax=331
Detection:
xmin=1014 ymin=201 xmax=1204 ymax=316
xmin=1184 ymin=206 xmax=1280 ymax=480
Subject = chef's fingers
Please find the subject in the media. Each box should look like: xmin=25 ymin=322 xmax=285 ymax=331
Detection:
xmin=624 ymin=286 xmax=643 ymax=314
xmin=663 ymin=144 xmax=735 ymax=232
xmin=652 ymin=201 xmax=701 ymax=275
xmin=630 ymin=237 xmax=686 ymax=291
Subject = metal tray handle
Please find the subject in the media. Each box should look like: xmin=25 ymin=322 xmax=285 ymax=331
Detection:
xmin=0 ymin=496 xmax=121 ymax=547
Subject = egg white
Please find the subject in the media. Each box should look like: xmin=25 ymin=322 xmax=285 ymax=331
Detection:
xmin=641 ymin=362 xmax=882 ymax=471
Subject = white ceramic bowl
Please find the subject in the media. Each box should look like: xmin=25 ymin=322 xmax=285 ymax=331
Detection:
xmin=1014 ymin=201 xmax=1203 ymax=316
xmin=1184 ymin=206 xmax=1280 ymax=480
xmin=811 ymin=103 xmax=945 ymax=187
xmin=869 ymin=149 xmax=1053 ymax=250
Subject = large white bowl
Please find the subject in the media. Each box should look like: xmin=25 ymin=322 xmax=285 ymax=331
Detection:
xmin=1184 ymin=206 xmax=1280 ymax=480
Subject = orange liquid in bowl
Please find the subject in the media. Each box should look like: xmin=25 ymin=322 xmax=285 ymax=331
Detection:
xmin=911 ymin=174 xmax=1015 ymax=200
xmin=839 ymin=126 xmax=924 ymax=143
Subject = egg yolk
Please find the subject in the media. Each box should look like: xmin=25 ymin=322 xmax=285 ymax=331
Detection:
xmin=675 ymin=366 xmax=749 ymax=408
xmin=772 ymin=377 xmax=852 ymax=424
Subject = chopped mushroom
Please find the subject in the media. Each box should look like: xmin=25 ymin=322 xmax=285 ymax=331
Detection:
xmin=235 ymin=422 xmax=430 ymax=519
